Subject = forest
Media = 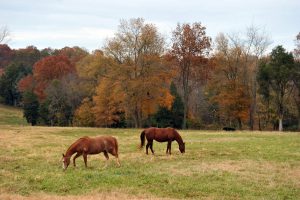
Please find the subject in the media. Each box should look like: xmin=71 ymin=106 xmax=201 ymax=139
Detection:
xmin=0 ymin=18 xmax=299 ymax=131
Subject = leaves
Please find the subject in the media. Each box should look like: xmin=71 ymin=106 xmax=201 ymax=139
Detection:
xmin=170 ymin=22 xmax=212 ymax=129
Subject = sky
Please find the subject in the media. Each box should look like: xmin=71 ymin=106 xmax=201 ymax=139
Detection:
xmin=0 ymin=0 xmax=299 ymax=53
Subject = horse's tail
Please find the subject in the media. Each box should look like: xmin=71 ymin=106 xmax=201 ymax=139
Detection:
xmin=140 ymin=130 xmax=146 ymax=149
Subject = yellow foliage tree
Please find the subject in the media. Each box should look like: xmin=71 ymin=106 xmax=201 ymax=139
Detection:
xmin=73 ymin=98 xmax=95 ymax=127
xmin=76 ymin=50 xmax=117 ymax=97
xmin=92 ymin=78 xmax=124 ymax=127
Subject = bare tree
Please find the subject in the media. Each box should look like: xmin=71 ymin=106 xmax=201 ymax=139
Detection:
xmin=246 ymin=25 xmax=271 ymax=130
xmin=213 ymin=26 xmax=271 ymax=130
xmin=0 ymin=26 xmax=10 ymax=44
xmin=295 ymin=32 xmax=300 ymax=60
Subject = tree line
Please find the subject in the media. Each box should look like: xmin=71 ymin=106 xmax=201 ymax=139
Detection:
xmin=0 ymin=19 xmax=299 ymax=131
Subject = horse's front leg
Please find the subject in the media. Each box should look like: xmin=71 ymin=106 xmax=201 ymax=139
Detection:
xmin=83 ymin=153 xmax=88 ymax=167
xmin=166 ymin=141 xmax=171 ymax=154
xmin=73 ymin=152 xmax=82 ymax=167
xmin=103 ymin=151 xmax=109 ymax=168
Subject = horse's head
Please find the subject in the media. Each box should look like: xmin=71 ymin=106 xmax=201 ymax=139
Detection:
xmin=179 ymin=142 xmax=185 ymax=153
xmin=62 ymin=153 xmax=70 ymax=170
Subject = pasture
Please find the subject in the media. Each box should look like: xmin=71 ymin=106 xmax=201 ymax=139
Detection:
xmin=0 ymin=105 xmax=299 ymax=199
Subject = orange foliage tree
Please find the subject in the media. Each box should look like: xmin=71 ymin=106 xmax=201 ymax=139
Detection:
xmin=101 ymin=18 xmax=174 ymax=127
xmin=208 ymin=33 xmax=251 ymax=129
xmin=31 ymin=55 xmax=75 ymax=100
xmin=170 ymin=22 xmax=212 ymax=129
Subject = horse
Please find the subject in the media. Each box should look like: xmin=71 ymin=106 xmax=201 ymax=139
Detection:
xmin=140 ymin=127 xmax=185 ymax=155
xmin=62 ymin=136 xmax=120 ymax=170
xmin=223 ymin=127 xmax=236 ymax=131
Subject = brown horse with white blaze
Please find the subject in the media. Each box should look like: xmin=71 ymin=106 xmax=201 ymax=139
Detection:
xmin=140 ymin=127 xmax=185 ymax=155
xmin=62 ymin=136 xmax=120 ymax=170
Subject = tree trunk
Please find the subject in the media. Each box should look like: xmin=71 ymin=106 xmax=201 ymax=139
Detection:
xmin=278 ymin=117 xmax=283 ymax=131
xmin=182 ymin=84 xmax=189 ymax=130
xmin=237 ymin=118 xmax=242 ymax=130
xmin=182 ymin=103 xmax=187 ymax=129
xmin=249 ymin=80 xmax=257 ymax=130
xmin=297 ymin=103 xmax=300 ymax=131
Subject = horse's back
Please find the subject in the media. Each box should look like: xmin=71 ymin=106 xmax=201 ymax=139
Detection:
xmin=93 ymin=136 xmax=118 ymax=152
xmin=145 ymin=127 xmax=176 ymax=142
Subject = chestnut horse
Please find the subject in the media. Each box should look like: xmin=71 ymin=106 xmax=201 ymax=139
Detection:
xmin=62 ymin=136 xmax=120 ymax=170
xmin=140 ymin=127 xmax=185 ymax=155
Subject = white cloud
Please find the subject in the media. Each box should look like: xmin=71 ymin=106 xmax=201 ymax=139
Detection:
xmin=1 ymin=0 xmax=299 ymax=51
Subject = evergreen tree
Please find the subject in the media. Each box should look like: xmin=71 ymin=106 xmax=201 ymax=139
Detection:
xmin=154 ymin=83 xmax=184 ymax=128
xmin=0 ymin=62 xmax=31 ymax=105
xmin=170 ymin=82 xmax=184 ymax=128
xmin=23 ymin=91 xmax=39 ymax=126
xmin=257 ymin=46 xmax=295 ymax=131
xmin=38 ymin=100 xmax=51 ymax=125
xmin=154 ymin=106 xmax=173 ymax=127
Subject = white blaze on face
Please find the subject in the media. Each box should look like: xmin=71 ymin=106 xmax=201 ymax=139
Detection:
xmin=62 ymin=158 xmax=66 ymax=170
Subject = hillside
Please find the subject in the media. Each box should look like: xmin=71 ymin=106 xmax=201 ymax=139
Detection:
xmin=0 ymin=104 xmax=28 ymax=126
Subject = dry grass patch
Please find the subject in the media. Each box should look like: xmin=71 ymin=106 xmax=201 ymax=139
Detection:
xmin=154 ymin=159 xmax=300 ymax=186
xmin=0 ymin=192 xmax=176 ymax=200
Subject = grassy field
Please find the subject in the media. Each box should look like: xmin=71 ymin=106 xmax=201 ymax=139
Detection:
xmin=0 ymin=105 xmax=299 ymax=199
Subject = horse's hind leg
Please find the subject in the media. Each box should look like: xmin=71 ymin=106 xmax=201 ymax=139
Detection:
xmin=103 ymin=151 xmax=109 ymax=168
xmin=73 ymin=152 xmax=82 ymax=167
xmin=146 ymin=142 xmax=150 ymax=155
xmin=110 ymin=149 xmax=121 ymax=167
xmin=149 ymin=141 xmax=155 ymax=155
xmin=115 ymin=156 xmax=120 ymax=167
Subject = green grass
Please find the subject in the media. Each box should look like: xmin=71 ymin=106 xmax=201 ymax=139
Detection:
xmin=0 ymin=105 xmax=299 ymax=199
xmin=0 ymin=104 xmax=28 ymax=125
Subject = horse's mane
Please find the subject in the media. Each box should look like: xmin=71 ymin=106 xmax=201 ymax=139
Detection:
xmin=172 ymin=129 xmax=184 ymax=145
xmin=65 ymin=136 xmax=89 ymax=156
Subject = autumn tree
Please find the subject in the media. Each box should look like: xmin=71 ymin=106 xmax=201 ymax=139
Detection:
xmin=0 ymin=44 xmax=13 ymax=69
xmin=13 ymin=46 xmax=43 ymax=68
xmin=45 ymin=79 xmax=72 ymax=126
xmin=208 ymin=33 xmax=250 ymax=129
xmin=76 ymin=50 xmax=117 ymax=97
xmin=170 ymin=22 xmax=211 ymax=129
xmin=93 ymin=77 xmax=124 ymax=127
xmin=54 ymin=46 xmax=88 ymax=65
xmin=293 ymin=32 xmax=300 ymax=130
xmin=73 ymin=98 xmax=95 ymax=127
xmin=31 ymin=55 xmax=75 ymax=100
xmin=44 ymin=74 xmax=86 ymax=126
xmin=103 ymin=18 xmax=173 ymax=127
xmin=257 ymin=46 xmax=295 ymax=131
